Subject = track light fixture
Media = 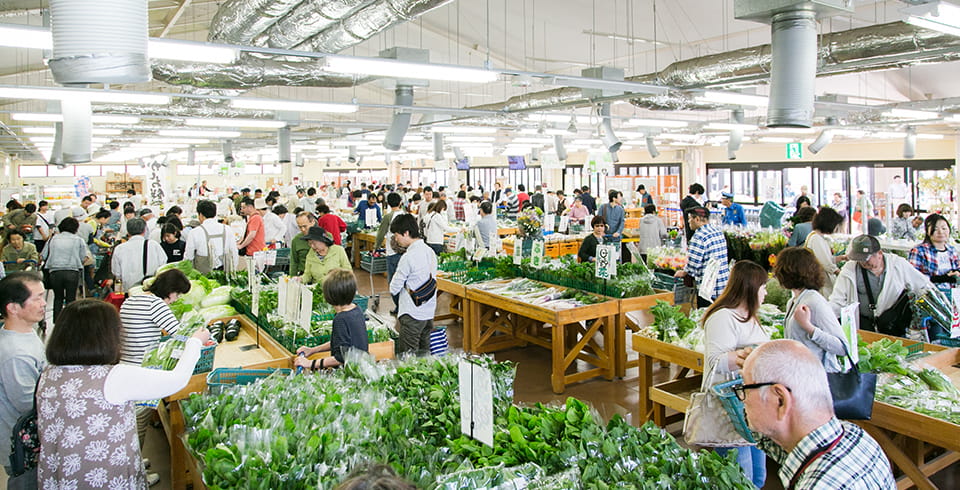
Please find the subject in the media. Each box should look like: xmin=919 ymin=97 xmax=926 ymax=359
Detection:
xmin=567 ymin=114 xmax=578 ymax=134
xmin=808 ymin=129 xmax=834 ymax=154
xmin=347 ymin=146 xmax=359 ymax=164
xmin=186 ymin=145 xmax=195 ymax=165
xmin=727 ymin=129 xmax=743 ymax=160
xmin=453 ymin=147 xmax=465 ymax=161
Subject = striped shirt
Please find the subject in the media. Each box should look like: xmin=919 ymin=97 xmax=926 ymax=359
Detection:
xmin=685 ymin=223 xmax=730 ymax=300
xmin=119 ymin=293 xmax=181 ymax=365
xmin=759 ymin=418 xmax=895 ymax=489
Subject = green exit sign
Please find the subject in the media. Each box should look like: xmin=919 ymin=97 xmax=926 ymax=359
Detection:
xmin=786 ymin=142 xmax=803 ymax=160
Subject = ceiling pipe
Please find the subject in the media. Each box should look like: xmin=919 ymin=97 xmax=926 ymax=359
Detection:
xmin=599 ymin=103 xmax=622 ymax=153
xmin=48 ymin=122 xmax=64 ymax=166
xmin=808 ymin=116 xmax=838 ymax=154
xmin=222 ymin=140 xmax=234 ymax=163
xmin=432 ymin=133 xmax=444 ymax=161
xmin=277 ymin=126 xmax=291 ymax=163
xmin=766 ymin=8 xmax=818 ymax=127
xmin=383 ymin=85 xmax=414 ymax=151
xmin=61 ymin=98 xmax=92 ymax=163
xmin=904 ymin=126 xmax=917 ymax=159
xmin=645 ymin=136 xmax=660 ymax=159
xmin=554 ymin=135 xmax=568 ymax=162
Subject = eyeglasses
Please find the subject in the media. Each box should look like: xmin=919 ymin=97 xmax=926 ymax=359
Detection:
xmin=732 ymin=382 xmax=792 ymax=401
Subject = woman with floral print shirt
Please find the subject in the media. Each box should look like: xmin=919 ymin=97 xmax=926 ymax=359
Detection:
xmin=37 ymin=300 xmax=208 ymax=489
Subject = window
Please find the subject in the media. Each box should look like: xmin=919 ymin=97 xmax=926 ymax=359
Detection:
xmin=784 ymin=168 xmax=814 ymax=206
xmin=18 ymin=166 xmax=46 ymax=178
xmin=262 ymin=163 xmax=282 ymax=175
xmin=731 ymin=171 xmax=754 ymax=203
xmin=757 ymin=170 xmax=782 ymax=204
xmin=48 ymin=166 xmax=75 ymax=177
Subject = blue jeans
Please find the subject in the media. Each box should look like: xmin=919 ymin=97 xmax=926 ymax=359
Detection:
xmin=386 ymin=253 xmax=402 ymax=312
xmin=716 ymin=446 xmax=766 ymax=488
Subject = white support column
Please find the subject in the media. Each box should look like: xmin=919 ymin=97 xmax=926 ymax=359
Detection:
xmin=682 ymin=148 xmax=704 ymax=192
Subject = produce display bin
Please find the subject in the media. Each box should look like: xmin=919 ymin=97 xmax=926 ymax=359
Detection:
xmin=158 ymin=335 xmax=217 ymax=376
xmin=206 ymin=367 xmax=292 ymax=393
xmin=360 ymin=251 xmax=388 ymax=274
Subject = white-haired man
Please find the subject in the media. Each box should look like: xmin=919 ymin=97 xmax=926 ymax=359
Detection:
xmin=740 ymin=339 xmax=895 ymax=489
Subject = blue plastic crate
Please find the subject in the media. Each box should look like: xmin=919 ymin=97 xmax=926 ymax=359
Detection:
xmin=159 ymin=336 xmax=217 ymax=375
xmin=711 ymin=378 xmax=757 ymax=443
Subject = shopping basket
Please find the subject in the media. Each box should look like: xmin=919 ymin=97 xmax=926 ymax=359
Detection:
xmin=712 ymin=378 xmax=756 ymax=443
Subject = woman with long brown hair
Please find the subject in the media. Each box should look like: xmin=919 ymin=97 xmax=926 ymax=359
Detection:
xmin=701 ymin=260 xmax=771 ymax=488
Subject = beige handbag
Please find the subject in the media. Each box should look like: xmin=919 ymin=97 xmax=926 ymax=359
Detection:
xmin=683 ymin=357 xmax=753 ymax=447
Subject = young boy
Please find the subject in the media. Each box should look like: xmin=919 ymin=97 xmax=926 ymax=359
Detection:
xmin=160 ymin=223 xmax=186 ymax=263
xmin=295 ymin=268 xmax=368 ymax=370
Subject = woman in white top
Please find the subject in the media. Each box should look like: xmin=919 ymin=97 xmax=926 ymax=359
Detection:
xmin=38 ymin=299 xmax=209 ymax=489
xmin=773 ymin=247 xmax=848 ymax=373
xmin=803 ymin=207 xmax=847 ymax=298
xmin=701 ymin=260 xmax=771 ymax=489
xmin=423 ymin=200 xmax=456 ymax=256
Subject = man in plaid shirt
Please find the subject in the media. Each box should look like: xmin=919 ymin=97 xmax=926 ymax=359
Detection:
xmin=742 ymin=340 xmax=895 ymax=490
xmin=675 ymin=206 xmax=729 ymax=305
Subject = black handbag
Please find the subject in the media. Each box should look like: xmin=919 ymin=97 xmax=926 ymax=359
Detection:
xmin=860 ymin=266 xmax=913 ymax=338
xmin=8 ymin=377 xmax=41 ymax=477
xmin=827 ymin=346 xmax=876 ymax=420
xmin=408 ymin=275 xmax=437 ymax=307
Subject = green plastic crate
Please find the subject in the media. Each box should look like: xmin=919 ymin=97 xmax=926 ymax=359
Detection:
xmin=159 ymin=335 xmax=216 ymax=375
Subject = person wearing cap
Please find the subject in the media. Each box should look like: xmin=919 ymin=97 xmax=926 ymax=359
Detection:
xmin=138 ymin=208 xmax=157 ymax=239
xmin=720 ymin=192 xmax=747 ymax=227
xmin=237 ymin=198 xmax=266 ymax=256
xmin=300 ymin=227 xmax=351 ymax=286
xmin=828 ymin=234 xmax=934 ymax=338
xmin=635 ymin=184 xmax=654 ymax=208
xmin=675 ymin=206 xmax=730 ymax=306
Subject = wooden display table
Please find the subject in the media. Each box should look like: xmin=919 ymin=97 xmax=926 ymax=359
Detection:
xmin=464 ymin=281 xmax=619 ymax=393
xmin=159 ymin=314 xmax=396 ymax=489
xmin=436 ymin=276 xmax=466 ymax=328
xmin=631 ymin=329 xmax=960 ymax=489
xmin=616 ymin=291 xmax=674 ymax=377
xmin=498 ymin=227 xmax=518 ymax=237
xmin=351 ymin=232 xmax=377 ymax=268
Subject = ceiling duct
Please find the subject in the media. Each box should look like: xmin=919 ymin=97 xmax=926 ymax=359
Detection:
xmin=645 ymin=136 xmax=660 ymax=159
xmin=278 ymin=126 xmax=291 ymax=163
xmin=903 ymin=127 xmax=917 ymax=159
xmin=48 ymin=0 xmax=150 ymax=84
xmin=186 ymin=145 xmax=196 ymax=165
xmin=733 ymin=1 xmax=853 ymax=128
xmin=384 ymin=85 xmax=414 ymax=151
xmin=157 ymin=0 xmax=453 ymax=89
xmin=48 ymin=122 xmax=64 ymax=166
xmin=61 ymin=98 xmax=92 ymax=163
xmin=432 ymin=133 xmax=444 ymax=161
xmin=222 ymin=140 xmax=234 ymax=163
xmin=599 ymin=103 xmax=622 ymax=153
xmin=554 ymin=135 xmax=568 ymax=162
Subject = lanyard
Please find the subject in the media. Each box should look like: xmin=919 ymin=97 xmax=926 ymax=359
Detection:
xmin=787 ymin=428 xmax=844 ymax=490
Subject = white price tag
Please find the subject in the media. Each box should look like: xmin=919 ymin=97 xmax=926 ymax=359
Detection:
xmin=513 ymin=239 xmax=523 ymax=265
xmin=286 ymin=279 xmax=301 ymax=323
xmin=252 ymin=281 xmax=261 ymax=318
xmin=544 ymin=214 xmax=555 ymax=232
xmin=952 ymin=290 xmax=960 ymax=339
xmin=558 ymin=216 xmax=570 ymax=233
xmin=595 ymin=244 xmax=617 ymax=279
xmin=458 ymin=359 xmax=494 ymax=447
xmin=531 ymin=240 xmax=545 ymax=269
xmin=253 ymin=251 xmax=269 ymax=273
xmin=246 ymin=257 xmax=256 ymax=294
xmin=277 ymin=276 xmax=289 ymax=318
xmin=264 ymin=249 xmax=277 ymax=266
xmin=365 ymin=208 xmax=379 ymax=227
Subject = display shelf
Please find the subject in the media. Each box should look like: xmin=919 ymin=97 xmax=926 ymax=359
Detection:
xmin=616 ymin=290 xmax=674 ymax=377
xmin=350 ymin=232 xmax=377 ymax=269
xmin=435 ymin=277 xmax=466 ymax=328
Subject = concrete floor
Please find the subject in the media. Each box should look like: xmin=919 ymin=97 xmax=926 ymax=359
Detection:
xmin=5 ymin=271 xmax=959 ymax=489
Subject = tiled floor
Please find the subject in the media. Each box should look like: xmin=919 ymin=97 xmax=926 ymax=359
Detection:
xmin=5 ymin=270 xmax=958 ymax=489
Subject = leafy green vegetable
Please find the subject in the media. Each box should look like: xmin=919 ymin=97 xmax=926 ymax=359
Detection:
xmin=649 ymin=300 xmax=698 ymax=343
xmin=858 ymin=338 xmax=911 ymax=375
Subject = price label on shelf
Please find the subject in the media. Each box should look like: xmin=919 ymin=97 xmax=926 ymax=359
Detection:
xmin=458 ymin=359 xmax=494 ymax=447
xmin=595 ymin=244 xmax=618 ymax=279
xmin=544 ymin=214 xmax=555 ymax=232
xmin=365 ymin=208 xmax=379 ymax=227
xmin=558 ymin=216 xmax=569 ymax=233
xmin=531 ymin=240 xmax=545 ymax=269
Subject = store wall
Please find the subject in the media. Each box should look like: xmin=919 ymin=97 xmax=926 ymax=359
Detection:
xmin=702 ymin=138 xmax=956 ymax=164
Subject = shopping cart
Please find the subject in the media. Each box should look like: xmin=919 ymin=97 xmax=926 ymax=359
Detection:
xmin=359 ymin=250 xmax=387 ymax=312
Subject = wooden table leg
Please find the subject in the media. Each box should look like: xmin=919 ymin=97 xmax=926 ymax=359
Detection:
xmin=615 ymin=313 xmax=626 ymax=378
xmin=158 ymin=400 xmax=191 ymax=489
xmin=552 ymin=322 xmax=566 ymax=394
xmin=855 ymin=422 xmax=938 ymax=490
xmin=638 ymin=354 xmax=654 ymax=423
xmin=604 ymin=315 xmax=616 ymax=380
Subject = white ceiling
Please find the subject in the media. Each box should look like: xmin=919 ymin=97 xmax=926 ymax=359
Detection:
xmin=1 ymin=0 xmax=958 ymax=162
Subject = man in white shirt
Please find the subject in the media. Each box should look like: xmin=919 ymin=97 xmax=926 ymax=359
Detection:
xmin=184 ymin=200 xmax=239 ymax=273
xmin=111 ymin=218 xmax=168 ymax=292
xmin=33 ymin=200 xmax=55 ymax=252
xmin=389 ymin=214 xmax=438 ymax=354
xmin=138 ymin=208 xmax=157 ymax=238
xmin=545 ymin=190 xmax=559 ymax=215
xmin=418 ymin=187 xmax=435 ymax=226
xmin=276 ymin=205 xmax=299 ymax=245
xmin=259 ymin=198 xmax=286 ymax=245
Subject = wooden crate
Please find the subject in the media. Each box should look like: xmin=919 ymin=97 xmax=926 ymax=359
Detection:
xmin=625 ymin=217 xmax=640 ymax=229
xmin=560 ymin=241 xmax=579 ymax=256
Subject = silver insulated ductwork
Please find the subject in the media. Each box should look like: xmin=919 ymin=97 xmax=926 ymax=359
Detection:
xmin=154 ymin=0 xmax=454 ymax=89
xmin=384 ymin=85 xmax=414 ymax=151
xmin=767 ymin=8 xmax=818 ymax=127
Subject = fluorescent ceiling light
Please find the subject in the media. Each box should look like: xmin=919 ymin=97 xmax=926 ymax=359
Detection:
xmin=764 ymin=127 xmax=817 ymax=134
xmin=703 ymin=122 xmax=759 ymax=131
xmin=13 ymin=113 xmax=141 ymax=125
xmin=140 ymin=138 xmax=211 ymax=145
xmin=525 ymin=114 xmax=594 ymax=124
xmin=571 ymin=139 xmax=603 ymax=145
xmin=148 ymin=39 xmax=237 ymax=63
xmin=661 ymin=133 xmax=703 ymax=142
xmin=158 ymin=129 xmax=242 ymax=138
xmin=581 ymin=29 xmax=663 ymax=45
xmin=831 ymin=129 xmax=868 ymax=138
xmin=30 ymin=136 xmax=110 ymax=144
xmin=23 ymin=127 xmax=121 ymax=136
xmin=883 ymin=108 xmax=941 ymax=119
xmin=518 ymin=128 xmax=571 ymax=135
xmin=869 ymin=131 xmax=908 ymax=139
xmin=129 ymin=143 xmax=190 ymax=149
xmin=623 ymin=118 xmax=690 ymax=128
xmin=758 ymin=137 xmax=796 ymax=143
xmin=444 ymin=136 xmax=495 ymax=142
xmin=0 ymin=24 xmax=237 ymax=64
xmin=904 ymin=1 xmax=960 ymax=37
xmin=231 ymin=98 xmax=358 ymax=113
xmin=918 ymin=133 xmax=946 ymax=139
xmin=429 ymin=126 xmax=498 ymax=134
xmin=184 ymin=118 xmax=287 ymax=129
xmin=324 ymin=55 xmax=499 ymax=83
xmin=452 ymin=142 xmax=495 ymax=148
xmin=0 ymin=86 xmax=169 ymax=105
xmin=511 ymin=137 xmax=554 ymax=144
xmin=696 ymin=91 xmax=769 ymax=107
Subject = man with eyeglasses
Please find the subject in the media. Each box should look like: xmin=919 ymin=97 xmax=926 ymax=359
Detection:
xmin=739 ymin=339 xmax=894 ymax=489
xmin=828 ymin=234 xmax=933 ymax=338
